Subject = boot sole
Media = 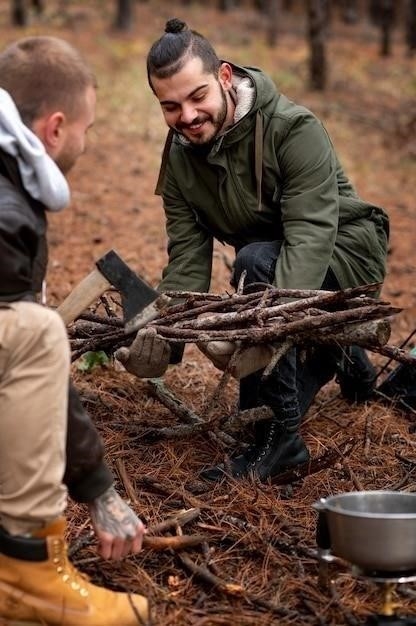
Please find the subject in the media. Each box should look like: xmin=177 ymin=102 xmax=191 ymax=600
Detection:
xmin=249 ymin=449 xmax=310 ymax=482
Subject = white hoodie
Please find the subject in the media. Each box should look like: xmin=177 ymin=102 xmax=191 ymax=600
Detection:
xmin=0 ymin=88 xmax=70 ymax=211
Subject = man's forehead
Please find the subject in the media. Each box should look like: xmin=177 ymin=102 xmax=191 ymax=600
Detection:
xmin=152 ymin=56 xmax=215 ymax=102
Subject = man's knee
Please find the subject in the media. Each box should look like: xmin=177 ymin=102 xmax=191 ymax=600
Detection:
xmin=22 ymin=304 xmax=67 ymax=344
xmin=6 ymin=303 xmax=69 ymax=368
xmin=38 ymin=307 xmax=68 ymax=346
xmin=233 ymin=241 xmax=282 ymax=286
xmin=34 ymin=308 xmax=69 ymax=368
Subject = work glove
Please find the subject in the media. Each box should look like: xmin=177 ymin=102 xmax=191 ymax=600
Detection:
xmin=198 ymin=341 xmax=274 ymax=379
xmin=115 ymin=328 xmax=171 ymax=378
xmin=197 ymin=340 xmax=236 ymax=371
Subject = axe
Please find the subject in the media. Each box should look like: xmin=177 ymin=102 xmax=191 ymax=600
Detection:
xmin=57 ymin=249 xmax=170 ymax=334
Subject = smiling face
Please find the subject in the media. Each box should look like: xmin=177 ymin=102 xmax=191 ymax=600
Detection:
xmin=151 ymin=56 xmax=235 ymax=145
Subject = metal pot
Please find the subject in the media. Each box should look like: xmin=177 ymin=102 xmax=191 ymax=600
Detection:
xmin=313 ymin=491 xmax=416 ymax=572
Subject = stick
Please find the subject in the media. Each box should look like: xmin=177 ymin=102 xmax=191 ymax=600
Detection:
xmin=177 ymin=552 xmax=244 ymax=595
xmin=178 ymin=549 xmax=305 ymax=618
xmin=115 ymin=458 xmax=140 ymax=507
xmin=146 ymin=379 xmax=235 ymax=447
xmin=72 ymin=533 xmax=209 ymax=559
xmin=148 ymin=508 xmax=201 ymax=535
xmin=146 ymin=378 xmax=203 ymax=424
xmin=143 ymin=534 xmax=208 ymax=551
xmin=365 ymin=343 xmax=416 ymax=365
xmin=375 ymin=327 xmax=416 ymax=379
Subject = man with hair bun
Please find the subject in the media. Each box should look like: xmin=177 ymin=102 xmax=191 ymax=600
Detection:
xmin=122 ymin=19 xmax=389 ymax=484
xmin=0 ymin=36 xmax=149 ymax=625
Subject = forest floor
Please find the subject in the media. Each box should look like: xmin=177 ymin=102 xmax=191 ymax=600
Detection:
xmin=1 ymin=1 xmax=416 ymax=624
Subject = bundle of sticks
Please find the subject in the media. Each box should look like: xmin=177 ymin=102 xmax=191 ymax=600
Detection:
xmin=68 ymin=282 xmax=414 ymax=367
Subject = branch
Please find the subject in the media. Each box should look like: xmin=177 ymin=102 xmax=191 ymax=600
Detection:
xmin=146 ymin=378 xmax=203 ymax=424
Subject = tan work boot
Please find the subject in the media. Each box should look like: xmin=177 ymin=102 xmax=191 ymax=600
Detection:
xmin=0 ymin=518 xmax=149 ymax=625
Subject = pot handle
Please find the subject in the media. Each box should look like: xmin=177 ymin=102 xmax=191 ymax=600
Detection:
xmin=313 ymin=499 xmax=331 ymax=551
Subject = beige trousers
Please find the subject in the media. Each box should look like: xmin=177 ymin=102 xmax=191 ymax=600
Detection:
xmin=0 ymin=302 xmax=69 ymax=535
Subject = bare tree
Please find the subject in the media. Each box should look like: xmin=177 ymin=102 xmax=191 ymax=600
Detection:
xmin=379 ymin=0 xmax=396 ymax=56
xmin=339 ymin=0 xmax=359 ymax=24
xmin=113 ymin=0 xmax=134 ymax=31
xmin=218 ymin=0 xmax=238 ymax=10
xmin=11 ymin=0 xmax=43 ymax=26
xmin=266 ymin=0 xmax=280 ymax=47
xmin=307 ymin=0 xmax=329 ymax=90
xmin=11 ymin=0 xmax=26 ymax=25
xmin=369 ymin=0 xmax=396 ymax=55
xmin=405 ymin=0 xmax=416 ymax=56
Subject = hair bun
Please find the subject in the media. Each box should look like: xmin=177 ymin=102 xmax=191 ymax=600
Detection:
xmin=165 ymin=18 xmax=187 ymax=34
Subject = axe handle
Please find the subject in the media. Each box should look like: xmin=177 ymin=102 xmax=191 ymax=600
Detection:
xmin=57 ymin=268 xmax=112 ymax=325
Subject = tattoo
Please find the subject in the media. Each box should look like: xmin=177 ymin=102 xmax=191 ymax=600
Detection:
xmin=90 ymin=486 xmax=140 ymax=539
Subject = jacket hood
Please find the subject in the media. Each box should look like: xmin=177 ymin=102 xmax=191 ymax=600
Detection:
xmin=215 ymin=62 xmax=278 ymax=147
xmin=230 ymin=62 xmax=278 ymax=113
xmin=0 ymin=88 xmax=70 ymax=211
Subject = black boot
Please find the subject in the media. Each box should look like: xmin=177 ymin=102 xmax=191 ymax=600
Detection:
xmin=199 ymin=443 xmax=259 ymax=482
xmin=200 ymin=414 xmax=269 ymax=482
xmin=247 ymin=416 xmax=310 ymax=483
xmin=376 ymin=356 xmax=416 ymax=411
xmin=336 ymin=346 xmax=377 ymax=403
xmin=200 ymin=372 xmax=268 ymax=482
xmin=200 ymin=348 xmax=326 ymax=483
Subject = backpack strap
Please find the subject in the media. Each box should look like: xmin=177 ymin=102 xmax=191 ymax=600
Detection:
xmin=154 ymin=128 xmax=174 ymax=196
xmin=255 ymin=110 xmax=264 ymax=212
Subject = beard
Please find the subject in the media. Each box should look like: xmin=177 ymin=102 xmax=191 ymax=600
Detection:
xmin=55 ymin=144 xmax=79 ymax=175
xmin=175 ymin=84 xmax=228 ymax=146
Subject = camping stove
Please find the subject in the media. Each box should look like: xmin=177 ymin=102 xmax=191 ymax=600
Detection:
xmin=351 ymin=566 xmax=416 ymax=625
xmin=316 ymin=551 xmax=416 ymax=624
xmin=313 ymin=491 xmax=416 ymax=625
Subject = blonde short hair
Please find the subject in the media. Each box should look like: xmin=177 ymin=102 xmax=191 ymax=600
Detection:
xmin=0 ymin=36 xmax=96 ymax=126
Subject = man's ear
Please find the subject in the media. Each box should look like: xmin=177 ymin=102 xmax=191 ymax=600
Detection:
xmin=38 ymin=112 xmax=66 ymax=152
xmin=218 ymin=62 xmax=233 ymax=91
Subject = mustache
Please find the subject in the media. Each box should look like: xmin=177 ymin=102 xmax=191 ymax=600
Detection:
xmin=177 ymin=115 xmax=210 ymax=130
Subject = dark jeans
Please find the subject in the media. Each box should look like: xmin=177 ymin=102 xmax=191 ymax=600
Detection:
xmin=232 ymin=241 xmax=341 ymax=421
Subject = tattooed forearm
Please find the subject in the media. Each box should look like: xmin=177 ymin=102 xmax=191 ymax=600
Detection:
xmin=90 ymin=486 xmax=141 ymax=538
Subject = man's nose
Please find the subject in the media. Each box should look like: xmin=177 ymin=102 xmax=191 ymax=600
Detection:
xmin=180 ymin=103 xmax=198 ymax=124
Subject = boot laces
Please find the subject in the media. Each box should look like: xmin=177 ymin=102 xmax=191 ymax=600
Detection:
xmin=51 ymin=537 xmax=90 ymax=598
xmin=250 ymin=422 xmax=278 ymax=465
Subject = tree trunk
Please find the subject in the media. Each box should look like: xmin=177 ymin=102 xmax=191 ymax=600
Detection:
xmin=113 ymin=0 xmax=134 ymax=32
xmin=307 ymin=0 xmax=328 ymax=90
xmin=266 ymin=0 xmax=280 ymax=47
xmin=32 ymin=0 xmax=44 ymax=15
xmin=405 ymin=0 xmax=416 ymax=56
xmin=340 ymin=0 xmax=359 ymax=24
xmin=11 ymin=0 xmax=27 ymax=26
xmin=218 ymin=0 xmax=238 ymax=11
xmin=378 ymin=0 xmax=396 ymax=56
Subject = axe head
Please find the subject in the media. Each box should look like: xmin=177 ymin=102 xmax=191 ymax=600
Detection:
xmin=96 ymin=250 xmax=157 ymax=322
xmin=57 ymin=249 xmax=169 ymax=331
xmin=96 ymin=250 xmax=168 ymax=333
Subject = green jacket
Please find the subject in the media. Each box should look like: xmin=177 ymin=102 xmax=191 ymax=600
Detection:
xmin=157 ymin=63 xmax=389 ymax=294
